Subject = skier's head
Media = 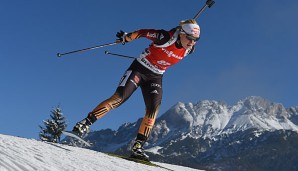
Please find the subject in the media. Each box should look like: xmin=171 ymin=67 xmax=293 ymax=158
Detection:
xmin=179 ymin=19 xmax=200 ymax=49
xmin=179 ymin=19 xmax=200 ymax=38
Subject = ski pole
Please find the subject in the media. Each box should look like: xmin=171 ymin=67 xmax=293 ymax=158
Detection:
xmin=193 ymin=0 xmax=215 ymax=19
xmin=57 ymin=41 xmax=121 ymax=57
xmin=104 ymin=51 xmax=136 ymax=59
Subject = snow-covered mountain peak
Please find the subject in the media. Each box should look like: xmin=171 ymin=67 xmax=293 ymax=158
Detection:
xmin=154 ymin=96 xmax=298 ymax=140
xmin=236 ymin=96 xmax=287 ymax=117
xmin=162 ymin=100 xmax=229 ymax=125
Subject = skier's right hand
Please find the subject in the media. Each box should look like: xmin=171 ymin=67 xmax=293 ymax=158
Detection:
xmin=116 ymin=30 xmax=128 ymax=45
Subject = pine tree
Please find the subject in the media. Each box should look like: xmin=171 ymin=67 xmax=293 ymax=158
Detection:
xmin=39 ymin=106 xmax=67 ymax=143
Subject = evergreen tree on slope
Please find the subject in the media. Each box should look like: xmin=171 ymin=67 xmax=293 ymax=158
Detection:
xmin=39 ymin=106 xmax=67 ymax=143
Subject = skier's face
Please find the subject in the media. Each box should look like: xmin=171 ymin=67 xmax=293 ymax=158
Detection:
xmin=179 ymin=33 xmax=198 ymax=49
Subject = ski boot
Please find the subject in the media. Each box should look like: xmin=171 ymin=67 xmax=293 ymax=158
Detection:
xmin=130 ymin=140 xmax=149 ymax=161
xmin=72 ymin=118 xmax=92 ymax=137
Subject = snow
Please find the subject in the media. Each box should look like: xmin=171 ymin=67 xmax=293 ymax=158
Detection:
xmin=146 ymin=146 xmax=163 ymax=155
xmin=0 ymin=134 xmax=202 ymax=171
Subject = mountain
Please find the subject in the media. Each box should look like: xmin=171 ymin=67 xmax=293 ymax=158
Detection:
xmin=0 ymin=134 xmax=200 ymax=171
xmin=83 ymin=96 xmax=298 ymax=171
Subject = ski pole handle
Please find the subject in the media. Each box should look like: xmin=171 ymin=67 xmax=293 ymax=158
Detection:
xmin=206 ymin=0 xmax=215 ymax=8
xmin=57 ymin=41 xmax=121 ymax=57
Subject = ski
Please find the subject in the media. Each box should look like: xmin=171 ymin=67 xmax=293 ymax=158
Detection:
xmin=62 ymin=131 xmax=91 ymax=147
xmin=106 ymin=153 xmax=173 ymax=171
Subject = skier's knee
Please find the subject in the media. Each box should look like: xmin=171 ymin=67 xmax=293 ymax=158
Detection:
xmin=90 ymin=93 xmax=124 ymax=119
xmin=107 ymin=93 xmax=124 ymax=109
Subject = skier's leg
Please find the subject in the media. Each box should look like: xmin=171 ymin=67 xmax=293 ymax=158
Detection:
xmin=131 ymin=77 xmax=162 ymax=160
xmin=73 ymin=70 xmax=142 ymax=136
xmin=137 ymin=79 xmax=162 ymax=141
xmin=90 ymin=70 xmax=142 ymax=119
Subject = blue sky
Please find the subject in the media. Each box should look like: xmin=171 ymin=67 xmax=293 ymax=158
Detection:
xmin=1 ymin=0 xmax=298 ymax=139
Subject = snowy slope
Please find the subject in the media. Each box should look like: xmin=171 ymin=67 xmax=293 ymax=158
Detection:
xmin=0 ymin=134 xmax=201 ymax=171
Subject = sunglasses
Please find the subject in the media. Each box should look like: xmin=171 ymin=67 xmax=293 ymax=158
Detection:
xmin=181 ymin=30 xmax=200 ymax=42
xmin=185 ymin=34 xmax=200 ymax=42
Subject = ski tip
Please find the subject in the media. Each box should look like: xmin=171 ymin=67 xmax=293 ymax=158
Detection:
xmin=57 ymin=53 xmax=62 ymax=57
xmin=62 ymin=131 xmax=78 ymax=136
xmin=62 ymin=131 xmax=92 ymax=147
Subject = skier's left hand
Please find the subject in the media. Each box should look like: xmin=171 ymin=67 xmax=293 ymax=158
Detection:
xmin=116 ymin=30 xmax=128 ymax=44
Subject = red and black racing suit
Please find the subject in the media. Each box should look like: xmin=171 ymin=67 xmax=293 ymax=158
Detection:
xmin=87 ymin=28 xmax=195 ymax=142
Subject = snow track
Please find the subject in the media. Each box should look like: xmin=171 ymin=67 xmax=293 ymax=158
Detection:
xmin=0 ymin=134 xmax=200 ymax=171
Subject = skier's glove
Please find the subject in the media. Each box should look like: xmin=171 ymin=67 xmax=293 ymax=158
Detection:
xmin=116 ymin=30 xmax=128 ymax=45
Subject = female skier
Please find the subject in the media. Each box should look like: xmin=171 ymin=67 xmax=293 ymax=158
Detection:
xmin=72 ymin=19 xmax=201 ymax=161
